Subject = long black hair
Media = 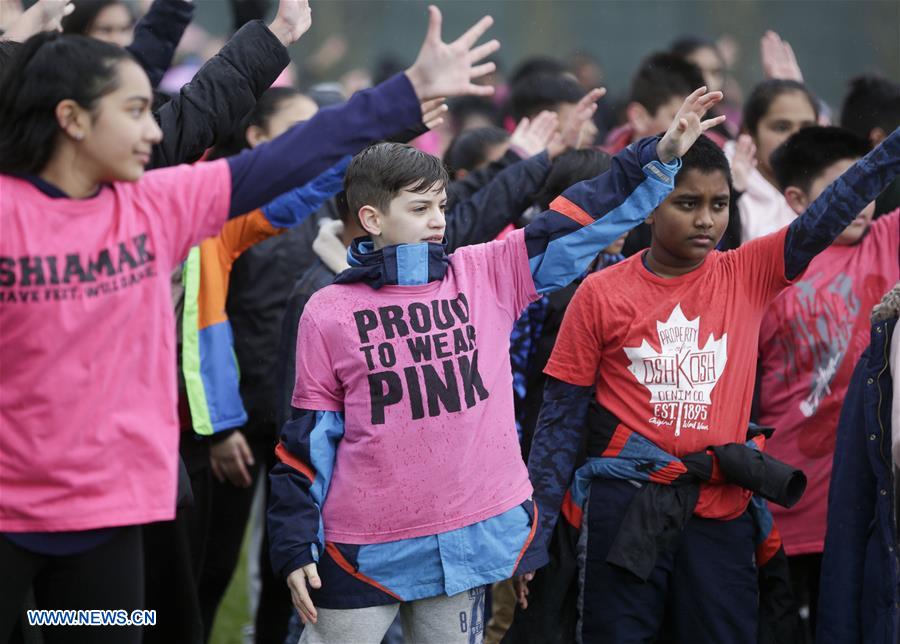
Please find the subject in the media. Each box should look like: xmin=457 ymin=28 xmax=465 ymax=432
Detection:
xmin=0 ymin=32 xmax=134 ymax=174
xmin=742 ymin=79 xmax=819 ymax=137
xmin=61 ymin=0 xmax=133 ymax=36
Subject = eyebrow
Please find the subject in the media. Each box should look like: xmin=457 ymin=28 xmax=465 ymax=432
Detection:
xmin=125 ymin=96 xmax=151 ymax=106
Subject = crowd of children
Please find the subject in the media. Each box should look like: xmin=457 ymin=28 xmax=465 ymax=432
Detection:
xmin=0 ymin=1 xmax=898 ymax=643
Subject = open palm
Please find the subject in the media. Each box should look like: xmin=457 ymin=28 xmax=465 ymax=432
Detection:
xmin=405 ymin=5 xmax=500 ymax=101
xmin=656 ymin=87 xmax=726 ymax=163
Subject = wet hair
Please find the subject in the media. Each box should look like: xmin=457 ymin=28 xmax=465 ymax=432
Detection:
xmin=677 ymin=134 xmax=732 ymax=190
xmin=840 ymin=75 xmax=900 ymax=141
xmin=0 ymin=32 xmax=134 ymax=174
xmin=443 ymin=126 xmax=509 ymax=176
xmin=508 ymin=72 xmax=585 ymax=121
xmin=534 ymin=149 xmax=611 ymax=210
xmin=509 ymin=56 xmax=568 ymax=86
xmin=208 ymin=87 xmax=304 ymax=159
xmin=770 ymin=126 xmax=870 ymax=193
xmin=669 ymin=36 xmax=722 ymax=62
xmin=61 ymin=0 xmax=133 ymax=36
xmin=742 ymin=79 xmax=819 ymax=137
xmin=345 ymin=142 xmax=449 ymax=216
xmin=448 ymin=96 xmax=502 ymax=131
xmin=629 ymin=52 xmax=704 ymax=116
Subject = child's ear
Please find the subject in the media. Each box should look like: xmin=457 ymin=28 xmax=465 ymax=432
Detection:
xmin=869 ymin=126 xmax=887 ymax=147
xmin=358 ymin=205 xmax=382 ymax=237
xmin=55 ymin=99 xmax=89 ymax=142
xmin=783 ymin=186 xmax=809 ymax=215
xmin=245 ymin=125 xmax=268 ymax=149
xmin=625 ymin=102 xmax=650 ymax=136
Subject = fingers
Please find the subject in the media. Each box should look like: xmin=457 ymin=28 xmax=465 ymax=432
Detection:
xmin=455 ymin=14 xmax=494 ymax=50
xmin=699 ymin=114 xmax=728 ymax=132
xmin=464 ymin=82 xmax=495 ymax=97
xmin=425 ymin=5 xmax=442 ymax=43
xmin=420 ymin=97 xmax=446 ymax=114
xmin=469 ymin=60 xmax=497 ymax=80
xmin=466 ymin=39 xmax=500 ymax=65
xmin=304 ymin=563 xmax=322 ymax=589
xmin=512 ymin=117 xmax=530 ymax=137
xmin=579 ymin=87 xmax=607 ymax=109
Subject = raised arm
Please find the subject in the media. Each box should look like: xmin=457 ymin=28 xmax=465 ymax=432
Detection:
xmin=127 ymin=0 xmax=194 ymax=89
xmin=524 ymin=88 xmax=725 ymax=294
xmin=783 ymin=126 xmax=900 ymax=279
xmin=225 ymin=4 xmax=500 ymax=217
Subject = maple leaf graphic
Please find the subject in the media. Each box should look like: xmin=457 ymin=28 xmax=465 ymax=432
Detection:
xmin=624 ymin=304 xmax=728 ymax=436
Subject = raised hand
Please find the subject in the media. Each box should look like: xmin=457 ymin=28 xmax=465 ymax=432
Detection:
xmin=509 ymin=111 xmax=559 ymax=158
xmin=730 ymin=133 xmax=758 ymax=193
xmin=656 ymin=87 xmax=726 ymax=164
xmin=760 ymin=30 xmax=803 ymax=82
xmin=268 ymin=0 xmax=312 ymax=48
xmin=547 ymin=87 xmax=606 ymax=159
xmin=287 ymin=563 xmax=322 ymax=625
xmin=405 ymin=5 xmax=500 ymax=101
xmin=2 ymin=0 xmax=73 ymax=41
xmin=421 ymin=97 xmax=449 ymax=130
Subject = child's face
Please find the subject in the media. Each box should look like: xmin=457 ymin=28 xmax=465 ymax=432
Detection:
xmin=261 ymin=96 xmax=319 ymax=142
xmin=76 ymin=59 xmax=162 ymax=182
xmin=792 ymin=158 xmax=875 ymax=246
xmin=752 ymin=91 xmax=817 ymax=176
xmin=633 ymin=96 xmax=684 ymax=140
xmin=687 ymin=46 xmax=725 ymax=94
xmin=87 ymin=3 xmax=134 ymax=48
xmin=365 ymin=183 xmax=448 ymax=249
xmin=647 ymin=169 xmax=730 ymax=265
xmin=602 ymin=232 xmax=628 ymax=255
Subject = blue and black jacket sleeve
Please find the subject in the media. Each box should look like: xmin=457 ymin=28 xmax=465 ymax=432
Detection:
xmin=226 ymin=74 xmax=421 ymax=218
xmin=268 ymin=407 xmax=346 ymax=578
xmin=445 ymin=152 xmax=552 ymax=252
xmin=784 ymin=126 xmax=900 ymax=279
xmin=523 ymin=136 xmax=679 ymax=294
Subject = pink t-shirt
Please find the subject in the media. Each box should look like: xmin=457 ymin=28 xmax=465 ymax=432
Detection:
xmin=759 ymin=211 xmax=900 ymax=555
xmin=0 ymin=162 xmax=231 ymax=532
xmin=293 ymin=230 xmax=539 ymax=544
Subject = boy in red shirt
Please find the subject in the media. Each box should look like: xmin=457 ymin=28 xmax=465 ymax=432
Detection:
xmin=520 ymin=128 xmax=900 ymax=642
xmin=757 ymin=126 xmax=900 ymax=633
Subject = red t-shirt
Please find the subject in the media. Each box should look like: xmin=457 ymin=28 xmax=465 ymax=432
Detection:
xmin=759 ymin=210 xmax=900 ymax=555
xmin=546 ymin=228 xmax=795 ymax=519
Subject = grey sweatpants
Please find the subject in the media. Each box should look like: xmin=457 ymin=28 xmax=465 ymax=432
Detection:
xmin=298 ymin=586 xmax=485 ymax=644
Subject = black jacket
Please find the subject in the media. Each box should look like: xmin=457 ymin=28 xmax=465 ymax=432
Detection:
xmin=150 ymin=19 xmax=290 ymax=169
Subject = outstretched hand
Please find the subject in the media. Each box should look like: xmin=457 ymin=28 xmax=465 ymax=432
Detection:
xmin=421 ymin=98 xmax=449 ymax=130
xmin=509 ymin=111 xmax=559 ymax=158
xmin=268 ymin=0 xmax=312 ymax=48
xmin=405 ymin=5 xmax=500 ymax=101
xmin=760 ymin=30 xmax=803 ymax=82
xmin=287 ymin=563 xmax=322 ymax=625
xmin=547 ymin=87 xmax=606 ymax=159
xmin=1 ymin=0 xmax=73 ymax=41
xmin=730 ymin=133 xmax=758 ymax=193
xmin=656 ymin=87 xmax=726 ymax=164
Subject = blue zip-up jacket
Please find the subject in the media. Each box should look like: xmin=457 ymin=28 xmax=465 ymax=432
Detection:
xmin=817 ymin=284 xmax=900 ymax=644
xmin=524 ymin=127 xmax=900 ymax=569
xmin=268 ymin=136 xmax=682 ymax=608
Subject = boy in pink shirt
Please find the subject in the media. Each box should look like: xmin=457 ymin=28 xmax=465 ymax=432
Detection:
xmin=757 ymin=126 xmax=900 ymax=633
xmin=268 ymin=88 xmax=727 ymax=642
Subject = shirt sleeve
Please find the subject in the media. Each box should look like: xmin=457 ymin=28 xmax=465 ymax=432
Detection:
xmin=135 ymin=159 xmax=232 ymax=269
xmin=543 ymin=277 xmax=604 ymax=387
xmin=292 ymin=303 xmax=344 ymax=412
xmin=732 ymin=227 xmax=794 ymax=309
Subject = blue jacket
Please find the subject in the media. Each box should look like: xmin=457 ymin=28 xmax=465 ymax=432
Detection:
xmin=817 ymin=287 xmax=900 ymax=644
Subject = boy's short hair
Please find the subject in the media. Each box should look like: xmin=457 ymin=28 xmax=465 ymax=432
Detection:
xmin=677 ymin=135 xmax=732 ymax=189
xmin=509 ymin=56 xmax=568 ymax=86
xmin=629 ymin=52 xmax=704 ymax=116
xmin=443 ymin=126 xmax=510 ymax=175
xmin=770 ymin=126 xmax=870 ymax=193
xmin=534 ymin=149 xmax=611 ymax=210
xmin=448 ymin=96 xmax=502 ymax=130
xmin=344 ymin=143 xmax=449 ymax=216
xmin=669 ymin=35 xmax=721 ymax=60
xmin=840 ymin=75 xmax=900 ymax=141
xmin=508 ymin=72 xmax=585 ymax=121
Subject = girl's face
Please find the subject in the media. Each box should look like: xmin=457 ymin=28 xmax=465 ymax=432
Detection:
xmin=88 ymin=3 xmax=134 ymax=48
xmin=76 ymin=60 xmax=162 ymax=182
xmin=251 ymin=95 xmax=319 ymax=147
xmin=687 ymin=46 xmax=725 ymax=94
xmin=752 ymin=91 xmax=817 ymax=180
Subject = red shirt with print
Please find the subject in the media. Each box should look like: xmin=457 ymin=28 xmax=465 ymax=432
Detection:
xmin=545 ymin=228 xmax=795 ymax=519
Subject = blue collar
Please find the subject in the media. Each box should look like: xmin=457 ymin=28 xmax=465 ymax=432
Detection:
xmin=333 ymin=237 xmax=450 ymax=289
